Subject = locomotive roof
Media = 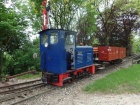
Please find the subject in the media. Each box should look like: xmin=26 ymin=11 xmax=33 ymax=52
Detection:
xmin=39 ymin=29 xmax=76 ymax=34
xmin=76 ymin=46 xmax=93 ymax=48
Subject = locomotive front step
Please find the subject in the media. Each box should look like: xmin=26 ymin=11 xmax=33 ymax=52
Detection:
xmin=98 ymin=67 xmax=105 ymax=70
xmin=63 ymin=77 xmax=72 ymax=82
xmin=94 ymin=63 xmax=101 ymax=66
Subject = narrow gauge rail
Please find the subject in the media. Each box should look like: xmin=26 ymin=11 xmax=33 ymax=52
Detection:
xmin=0 ymin=79 xmax=43 ymax=104
xmin=10 ymin=87 xmax=56 ymax=105
xmin=0 ymin=79 xmax=41 ymax=91
xmin=0 ymin=83 xmax=44 ymax=103
xmin=0 ymin=82 xmax=43 ymax=95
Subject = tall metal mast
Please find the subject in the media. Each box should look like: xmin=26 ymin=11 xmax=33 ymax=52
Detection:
xmin=42 ymin=0 xmax=50 ymax=30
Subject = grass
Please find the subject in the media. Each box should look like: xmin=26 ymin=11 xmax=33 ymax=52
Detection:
xmin=84 ymin=64 xmax=140 ymax=94
xmin=18 ymin=72 xmax=42 ymax=79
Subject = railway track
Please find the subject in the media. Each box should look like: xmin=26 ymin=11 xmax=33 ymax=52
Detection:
xmin=2 ymin=85 xmax=55 ymax=105
xmin=0 ymin=79 xmax=41 ymax=94
xmin=0 ymin=79 xmax=47 ymax=105
xmin=10 ymin=87 xmax=56 ymax=105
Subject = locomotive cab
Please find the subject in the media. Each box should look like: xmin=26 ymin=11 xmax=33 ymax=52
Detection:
xmin=39 ymin=29 xmax=95 ymax=86
xmin=40 ymin=29 xmax=76 ymax=84
xmin=40 ymin=29 xmax=76 ymax=72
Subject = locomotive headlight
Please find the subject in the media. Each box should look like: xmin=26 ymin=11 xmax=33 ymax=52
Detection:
xmin=45 ymin=42 xmax=48 ymax=47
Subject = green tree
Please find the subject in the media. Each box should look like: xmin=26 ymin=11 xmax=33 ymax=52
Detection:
xmin=0 ymin=3 xmax=28 ymax=53
xmin=94 ymin=0 xmax=140 ymax=55
xmin=0 ymin=2 xmax=30 ymax=76
xmin=30 ymin=0 xmax=90 ymax=30
xmin=132 ymin=37 xmax=140 ymax=53
xmin=3 ymin=38 xmax=40 ymax=75
xmin=77 ymin=0 xmax=98 ymax=45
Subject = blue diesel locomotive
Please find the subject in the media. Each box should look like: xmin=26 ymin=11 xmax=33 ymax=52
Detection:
xmin=39 ymin=29 xmax=95 ymax=86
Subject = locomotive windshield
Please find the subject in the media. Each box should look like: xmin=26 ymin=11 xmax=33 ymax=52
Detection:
xmin=66 ymin=34 xmax=74 ymax=45
xmin=50 ymin=32 xmax=58 ymax=44
xmin=42 ymin=35 xmax=48 ymax=45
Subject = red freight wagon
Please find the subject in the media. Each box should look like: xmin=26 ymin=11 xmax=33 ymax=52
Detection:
xmin=118 ymin=47 xmax=126 ymax=59
xmin=113 ymin=47 xmax=119 ymax=60
xmin=98 ymin=46 xmax=126 ymax=62
xmin=118 ymin=47 xmax=122 ymax=59
xmin=98 ymin=46 xmax=115 ymax=61
xmin=122 ymin=47 xmax=126 ymax=58
xmin=115 ymin=47 xmax=119 ymax=59
xmin=112 ymin=47 xmax=115 ymax=60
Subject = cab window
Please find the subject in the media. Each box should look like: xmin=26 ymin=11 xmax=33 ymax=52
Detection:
xmin=42 ymin=35 xmax=48 ymax=45
xmin=50 ymin=32 xmax=58 ymax=44
xmin=66 ymin=34 xmax=74 ymax=45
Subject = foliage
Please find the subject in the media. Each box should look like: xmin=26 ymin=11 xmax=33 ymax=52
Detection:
xmin=49 ymin=0 xmax=83 ymax=30
xmin=76 ymin=0 xmax=98 ymax=45
xmin=132 ymin=36 xmax=140 ymax=53
xmin=0 ymin=2 xmax=40 ymax=76
xmin=0 ymin=2 xmax=29 ymax=77
xmin=3 ymin=38 xmax=40 ymax=75
xmin=93 ymin=0 xmax=140 ymax=55
xmin=0 ymin=3 xmax=28 ymax=53
xmin=12 ymin=0 xmax=42 ymax=32
xmin=29 ymin=0 xmax=89 ymax=30
xmin=111 ymin=0 xmax=139 ymax=56
xmin=84 ymin=64 xmax=140 ymax=94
